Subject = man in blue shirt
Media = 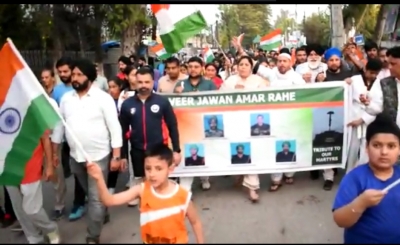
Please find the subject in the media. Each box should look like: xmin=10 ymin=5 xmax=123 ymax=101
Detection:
xmin=51 ymin=57 xmax=86 ymax=222
xmin=52 ymin=58 xmax=74 ymax=104
xmin=332 ymin=113 xmax=400 ymax=244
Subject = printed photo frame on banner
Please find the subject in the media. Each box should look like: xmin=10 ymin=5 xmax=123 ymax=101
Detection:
xmin=275 ymin=140 xmax=297 ymax=163
xmin=230 ymin=142 xmax=252 ymax=165
xmin=184 ymin=143 xmax=205 ymax=167
xmin=249 ymin=112 xmax=271 ymax=136
xmin=203 ymin=114 xmax=225 ymax=138
xmin=311 ymin=107 xmax=345 ymax=166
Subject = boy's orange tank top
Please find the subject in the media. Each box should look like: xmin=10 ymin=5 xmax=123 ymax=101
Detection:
xmin=140 ymin=181 xmax=191 ymax=244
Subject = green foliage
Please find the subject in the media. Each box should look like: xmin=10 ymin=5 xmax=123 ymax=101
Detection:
xmin=0 ymin=5 xmax=43 ymax=49
xmin=274 ymin=10 xmax=297 ymax=34
xmin=300 ymin=12 xmax=330 ymax=46
xmin=106 ymin=4 xmax=150 ymax=38
xmin=218 ymin=5 xmax=239 ymax=48
xmin=218 ymin=4 xmax=272 ymax=48
xmin=343 ymin=4 xmax=379 ymax=39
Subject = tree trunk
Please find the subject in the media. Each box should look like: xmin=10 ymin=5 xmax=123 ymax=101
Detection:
xmin=355 ymin=5 xmax=369 ymax=30
xmin=373 ymin=5 xmax=389 ymax=45
xmin=122 ymin=24 xmax=143 ymax=57
xmin=76 ymin=24 xmax=85 ymax=57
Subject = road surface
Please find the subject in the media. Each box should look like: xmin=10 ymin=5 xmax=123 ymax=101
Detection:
xmin=0 ymin=171 xmax=343 ymax=243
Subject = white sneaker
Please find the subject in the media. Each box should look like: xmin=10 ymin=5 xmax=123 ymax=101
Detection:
xmin=201 ymin=179 xmax=211 ymax=190
xmin=47 ymin=230 xmax=61 ymax=244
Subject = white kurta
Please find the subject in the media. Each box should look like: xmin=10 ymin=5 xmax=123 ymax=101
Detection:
xmin=295 ymin=62 xmax=327 ymax=83
xmin=347 ymin=75 xmax=376 ymax=170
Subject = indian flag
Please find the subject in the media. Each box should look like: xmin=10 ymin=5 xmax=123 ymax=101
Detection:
xmin=151 ymin=4 xmax=208 ymax=53
xmin=202 ymin=46 xmax=214 ymax=63
xmin=260 ymin=29 xmax=282 ymax=51
xmin=0 ymin=40 xmax=61 ymax=186
xmin=150 ymin=44 xmax=171 ymax=60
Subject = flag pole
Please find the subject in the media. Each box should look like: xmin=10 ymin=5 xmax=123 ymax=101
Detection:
xmin=6 ymin=38 xmax=93 ymax=163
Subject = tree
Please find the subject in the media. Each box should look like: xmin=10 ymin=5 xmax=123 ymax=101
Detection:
xmin=217 ymin=4 xmax=272 ymax=48
xmin=301 ymin=12 xmax=330 ymax=46
xmin=274 ymin=10 xmax=296 ymax=36
xmin=218 ymin=5 xmax=240 ymax=48
xmin=106 ymin=4 xmax=150 ymax=56
xmin=373 ymin=5 xmax=389 ymax=44
xmin=234 ymin=4 xmax=272 ymax=47
xmin=342 ymin=4 xmax=379 ymax=40
xmin=0 ymin=5 xmax=44 ymax=49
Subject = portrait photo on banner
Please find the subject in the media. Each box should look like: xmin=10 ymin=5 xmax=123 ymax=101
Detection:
xmin=203 ymin=114 xmax=224 ymax=138
xmin=184 ymin=143 xmax=205 ymax=167
xmin=249 ymin=112 xmax=271 ymax=136
xmin=275 ymin=140 xmax=297 ymax=163
xmin=230 ymin=142 xmax=252 ymax=165
xmin=311 ymin=107 xmax=344 ymax=165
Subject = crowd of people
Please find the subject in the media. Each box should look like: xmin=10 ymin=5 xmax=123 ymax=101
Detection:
xmin=1 ymin=36 xmax=400 ymax=244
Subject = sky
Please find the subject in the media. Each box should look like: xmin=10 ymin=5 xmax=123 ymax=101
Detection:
xmin=195 ymin=4 xmax=329 ymax=26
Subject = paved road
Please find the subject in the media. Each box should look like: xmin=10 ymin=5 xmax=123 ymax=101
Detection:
xmin=0 ymin=171 xmax=343 ymax=243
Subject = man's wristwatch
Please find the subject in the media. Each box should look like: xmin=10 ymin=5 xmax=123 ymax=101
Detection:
xmin=112 ymin=156 xmax=121 ymax=161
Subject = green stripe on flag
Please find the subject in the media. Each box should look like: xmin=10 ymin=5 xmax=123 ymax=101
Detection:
xmin=261 ymin=42 xmax=281 ymax=51
xmin=160 ymin=11 xmax=207 ymax=53
xmin=0 ymin=95 xmax=60 ymax=186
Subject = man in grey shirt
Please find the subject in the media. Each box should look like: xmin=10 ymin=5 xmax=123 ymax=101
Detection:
xmin=94 ymin=63 xmax=109 ymax=92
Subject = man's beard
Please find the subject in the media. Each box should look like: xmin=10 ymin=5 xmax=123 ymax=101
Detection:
xmin=60 ymin=76 xmax=71 ymax=84
xmin=72 ymin=79 xmax=90 ymax=92
xmin=307 ymin=57 xmax=321 ymax=69
xmin=277 ymin=67 xmax=288 ymax=74
xmin=138 ymin=87 xmax=150 ymax=95
xmin=189 ymin=74 xmax=201 ymax=79
xmin=328 ymin=66 xmax=340 ymax=73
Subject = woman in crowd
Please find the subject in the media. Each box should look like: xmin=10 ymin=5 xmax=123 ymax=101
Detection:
xmin=117 ymin=65 xmax=138 ymax=111
xmin=107 ymin=78 xmax=123 ymax=195
xmin=108 ymin=78 xmax=122 ymax=110
xmin=180 ymin=63 xmax=188 ymax=75
xmin=204 ymin=63 xmax=223 ymax=89
xmin=220 ymin=56 xmax=268 ymax=202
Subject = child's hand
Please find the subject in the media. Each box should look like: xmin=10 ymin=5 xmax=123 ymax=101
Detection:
xmin=87 ymin=162 xmax=103 ymax=180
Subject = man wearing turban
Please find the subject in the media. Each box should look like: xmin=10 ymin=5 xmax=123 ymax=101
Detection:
xmin=295 ymin=44 xmax=327 ymax=83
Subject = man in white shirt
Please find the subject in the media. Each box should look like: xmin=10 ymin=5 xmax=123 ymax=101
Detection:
xmin=52 ymin=59 xmax=123 ymax=244
xmin=362 ymin=47 xmax=400 ymax=126
xmin=377 ymin=47 xmax=391 ymax=81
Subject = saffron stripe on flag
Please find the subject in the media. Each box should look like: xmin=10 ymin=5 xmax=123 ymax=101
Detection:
xmin=261 ymin=29 xmax=282 ymax=41
xmin=0 ymin=43 xmax=24 ymax=107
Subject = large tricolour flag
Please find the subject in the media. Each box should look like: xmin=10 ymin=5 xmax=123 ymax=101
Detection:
xmin=0 ymin=40 xmax=61 ymax=186
xmin=260 ymin=29 xmax=282 ymax=51
xmin=150 ymin=43 xmax=171 ymax=60
xmin=202 ymin=46 xmax=214 ymax=63
xmin=151 ymin=4 xmax=208 ymax=53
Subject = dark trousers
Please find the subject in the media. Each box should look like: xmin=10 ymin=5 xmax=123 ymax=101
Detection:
xmin=107 ymin=171 xmax=119 ymax=189
xmin=131 ymin=148 xmax=146 ymax=178
xmin=61 ymin=142 xmax=72 ymax=179
xmin=73 ymin=175 xmax=86 ymax=207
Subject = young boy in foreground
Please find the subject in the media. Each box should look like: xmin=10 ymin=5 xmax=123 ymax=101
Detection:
xmin=87 ymin=145 xmax=204 ymax=244
xmin=332 ymin=113 xmax=400 ymax=243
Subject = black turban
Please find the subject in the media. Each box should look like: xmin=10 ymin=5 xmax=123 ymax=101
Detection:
xmin=72 ymin=58 xmax=97 ymax=82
